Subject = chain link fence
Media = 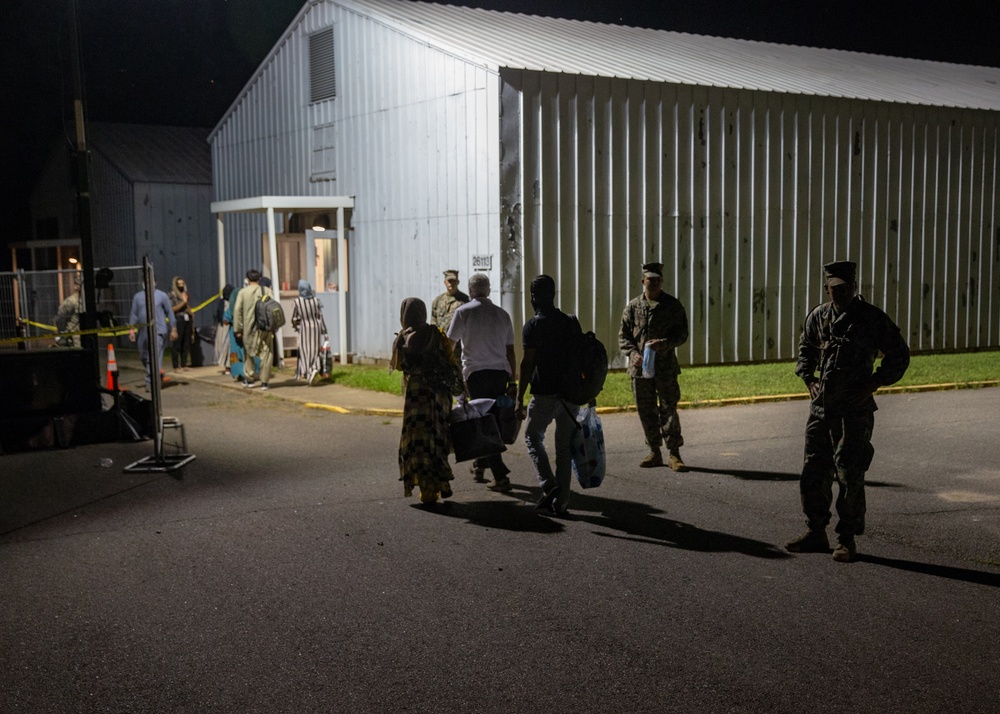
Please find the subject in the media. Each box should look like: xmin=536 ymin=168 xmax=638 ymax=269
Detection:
xmin=1 ymin=266 xmax=146 ymax=353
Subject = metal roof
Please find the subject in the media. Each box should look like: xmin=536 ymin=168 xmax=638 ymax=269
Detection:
xmin=88 ymin=124 xmax=212 ymax=185
xmin=333 ymin=0 xmax=1000 ymax=111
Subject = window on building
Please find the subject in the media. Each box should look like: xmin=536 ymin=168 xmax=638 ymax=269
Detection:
xmin=311 ymin=123 xmax=337 ymax=182
xmin=309 ymin=27 xmax=336 ymax=103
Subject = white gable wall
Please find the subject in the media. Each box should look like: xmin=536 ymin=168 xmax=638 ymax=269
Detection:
xmin=211 ymin=1 xmax=501 ymax=360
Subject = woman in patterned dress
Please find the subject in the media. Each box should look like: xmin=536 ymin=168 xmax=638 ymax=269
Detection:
xmin=390 ymin=297 xmax=463 ymax=505
xmin=291 ymin=279 xmax=327 ymax=384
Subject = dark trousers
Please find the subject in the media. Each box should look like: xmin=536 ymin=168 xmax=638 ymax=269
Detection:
xmin=172 ymin=317 xmax=193 ymax=368
xmin=800 ymin=411 xmax=875 ymax=538
xmin=466 ymin=369 xmax=510 ymax=479
xmin=631 ymin=373 xmax=683 ymax=450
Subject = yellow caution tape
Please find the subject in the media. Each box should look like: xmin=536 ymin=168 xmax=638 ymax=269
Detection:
xmin=190 ymin=289 xmax=223 ymax=315
xmin=0 ymin=322 xmax=154 ymax=346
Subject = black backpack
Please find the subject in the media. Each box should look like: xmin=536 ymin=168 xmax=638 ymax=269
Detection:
xmin=559 ymin=318 xmax=608 ymax=405
xmin=254 ymin=290 xmax=286 ymax=333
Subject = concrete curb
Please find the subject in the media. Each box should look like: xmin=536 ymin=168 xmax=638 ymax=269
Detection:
xmin=300 ymin=379 xmax=999 ymax=418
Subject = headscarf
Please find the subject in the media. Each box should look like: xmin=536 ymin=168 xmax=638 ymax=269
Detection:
xmin=389 ymin=297 xmax=436 ymax=372
xmin=222 ymin=284 xmax=235 ymax=302
xmin=298 ymin=279 xmax=315 ymax=299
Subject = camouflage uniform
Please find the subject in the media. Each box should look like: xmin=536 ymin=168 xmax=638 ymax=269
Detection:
xmin=619 ymin=292 xmax=689 ymax=451
xmin=430 ymin=290 xmax=469 ymax=333
xmin=795 ymin=295 xmax=909 ymax=539
xmin=54 ymin=291 xmax=82 ymax=347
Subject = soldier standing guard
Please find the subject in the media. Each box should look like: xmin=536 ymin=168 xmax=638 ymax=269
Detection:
xmin=786 ymin=260 xmax=910 ymax=562
xmin=619 ymin=261 xmax=690 ymax=471
xmin=430 ymin=270 xmax=470 ymax=334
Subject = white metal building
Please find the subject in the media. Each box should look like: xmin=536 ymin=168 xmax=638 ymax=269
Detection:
xmin=210 ymin=0 xmax=1000 ymax=365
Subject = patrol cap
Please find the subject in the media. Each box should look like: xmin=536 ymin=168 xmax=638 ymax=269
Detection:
xmin=642 ymin=262 xmax=664 ymax=278
xmin=824 ymin=260 xmax=857 ymax=287
xmin=443 ymin=270 xmax=459 ymax=282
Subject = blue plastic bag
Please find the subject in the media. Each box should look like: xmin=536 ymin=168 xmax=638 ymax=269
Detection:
xmin=641 ymin=344 xmax=656 ymax=378
xmin=570 ymin=406 xmax=606 ymax=488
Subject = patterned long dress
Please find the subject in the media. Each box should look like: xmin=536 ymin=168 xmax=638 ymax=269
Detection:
xmin=398 ymin=330 xmax=460 ymax=503
xmin=292 ymin=296 xmax=327 ymax=379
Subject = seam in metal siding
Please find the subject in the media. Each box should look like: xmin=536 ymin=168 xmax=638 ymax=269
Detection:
xmin=502 ymin=70 xmax=1000 ymax=365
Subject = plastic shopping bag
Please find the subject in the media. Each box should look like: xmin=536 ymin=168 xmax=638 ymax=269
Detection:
xmin=570 ymin=406 xmax=606 ymax=489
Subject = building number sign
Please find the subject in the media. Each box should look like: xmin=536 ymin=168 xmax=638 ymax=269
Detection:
xmin=472 ymin=254 xmax=492 ymax=271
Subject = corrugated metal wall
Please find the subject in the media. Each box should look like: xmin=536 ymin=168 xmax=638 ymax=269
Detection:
xmin=132 ymin=182 xmax=217 ymax=327
xmin=211 ymin=2 xmax=501 ymax=359
xmin=501 ymin=70 xmax=1000 ymax=366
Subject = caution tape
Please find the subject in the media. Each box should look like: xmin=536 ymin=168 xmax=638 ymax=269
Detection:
xmin=0 ymin=322 xmax=154 ymax=346
xmin=5 ymin=289 xmax=224 ymax=346
xmin=189 ymin=289 xmax=223 ymax=315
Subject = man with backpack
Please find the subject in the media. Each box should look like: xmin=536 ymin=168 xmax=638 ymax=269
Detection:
xmin=233 ymin=269 xmax=277 ymax=391
xmin=515 ymin=275 xmax=585 ymax=516
xmin=619 ymin=261 xmax=690 ymax=471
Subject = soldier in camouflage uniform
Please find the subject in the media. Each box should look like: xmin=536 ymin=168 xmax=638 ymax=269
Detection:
xmin=430 ymin=270 xmax=470 ymax=333
xmin=619 ymin=262 xmax=690 ymax=471
xmin=54 ymin=273 xmax=83 ymax=347
xmin=787 ymin=260 xmax=910 ymax=563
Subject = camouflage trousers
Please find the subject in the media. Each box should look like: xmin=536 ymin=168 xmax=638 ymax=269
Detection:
xmin=631 ymin=374 xmax=683 ymax=451
xmin=800 ymin=411 xmax=875 ymax=537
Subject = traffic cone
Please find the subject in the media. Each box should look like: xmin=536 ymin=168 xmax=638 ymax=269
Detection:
xmin=106 ymin=343 xmax=123 ymax=391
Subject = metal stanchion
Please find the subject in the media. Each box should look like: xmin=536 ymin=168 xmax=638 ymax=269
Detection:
xmin=124 ymin=257 xmax=195 ymax=473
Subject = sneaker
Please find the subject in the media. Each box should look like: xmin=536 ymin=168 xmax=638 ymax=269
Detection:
xmin=639 ymin=449 xmax=663 ymax=468
xmin=535 ymin=486 xmax=560 ymax=511
xmin=243 ymin=380 xmax=257 ymax=388
xmin=832 ymin=539 xmax=857 ymax=562
xmin=440 ymin=483 xmax=453 ymax=499
xmin=668 ymin=450 xmax=688 ymax=472
xmin=487 ymin=477 xmax=513 ymax=492
xmin=260 ymin=383 xmax=269 ymax=391
xmin=785 ymin=529 xmax=830 ymax=553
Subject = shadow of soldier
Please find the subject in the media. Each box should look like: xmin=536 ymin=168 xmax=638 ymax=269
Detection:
xmin=684 ymin=466 xmax=905 ymax=489
xmin=503 ymin=486 xmax=790 ymax=559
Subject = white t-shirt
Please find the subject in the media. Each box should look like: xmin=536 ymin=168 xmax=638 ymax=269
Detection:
xmin=447 ymin=297 xmax=514 ymax=380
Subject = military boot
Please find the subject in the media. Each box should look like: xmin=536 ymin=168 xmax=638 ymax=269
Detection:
xmin=785 ymin=529 xmax=830 ymax=553
xmin=667 ymin=449 xmax=688 ymax=472
xmin=639 ymin=448 xmax=663 ymax=468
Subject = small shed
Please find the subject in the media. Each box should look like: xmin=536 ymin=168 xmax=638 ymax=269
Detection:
xmin=27 ymin=123 xmax=216 ymax=322
xmin=210 ymin=0 xmax=1000 ymax=365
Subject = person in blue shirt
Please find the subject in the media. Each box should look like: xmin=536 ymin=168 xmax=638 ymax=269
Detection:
xmin=128 ymin=281 xmax=175 ymax=390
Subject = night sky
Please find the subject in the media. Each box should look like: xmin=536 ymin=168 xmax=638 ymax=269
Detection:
xmin=3 ymin=0 xmax=999 ymax=266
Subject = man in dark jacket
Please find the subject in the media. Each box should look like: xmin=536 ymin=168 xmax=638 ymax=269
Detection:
xmin=515 ymin=275 xmax=581 ymax=516
xmin=787 ymin=260 xmax=910 ymax=562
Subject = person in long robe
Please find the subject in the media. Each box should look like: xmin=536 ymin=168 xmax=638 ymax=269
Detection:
xmin=390 ymin=297 xmax=462 ymax=505
xmin=291 ymin=279 xmax=327 ymax=385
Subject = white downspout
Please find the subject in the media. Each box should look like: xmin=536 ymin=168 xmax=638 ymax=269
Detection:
xmin=265 ymin=206 xmax=284 ymax=362
xmin=337 ymin=206 xmax=348 ymax=365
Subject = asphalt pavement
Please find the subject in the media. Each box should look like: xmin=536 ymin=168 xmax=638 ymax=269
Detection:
xmin=2 ymin=366 xmax=999 ymax=713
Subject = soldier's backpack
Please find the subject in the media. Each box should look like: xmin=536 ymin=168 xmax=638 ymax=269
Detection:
xmin=254 ymin=290 xmax=286 ymax=333
xmin=559 ymin=318 xmax=608 ymax=406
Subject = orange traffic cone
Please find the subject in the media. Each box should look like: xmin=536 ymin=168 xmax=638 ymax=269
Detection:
xmin=106 ymin=343 xmax=123 ymax=391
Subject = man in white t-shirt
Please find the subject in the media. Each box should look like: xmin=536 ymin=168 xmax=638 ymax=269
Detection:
xmin=447 ymin=273 xmax=517 ymax=492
